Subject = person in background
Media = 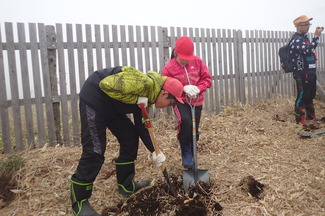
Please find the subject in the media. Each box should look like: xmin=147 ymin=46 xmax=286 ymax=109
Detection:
xmin=290 ymin=15 xmax=324 ymax=125
xmin=162 ymin=36 xmax=212 ymax=169
xmin=70 ymin=66 xmax=184 ymax=216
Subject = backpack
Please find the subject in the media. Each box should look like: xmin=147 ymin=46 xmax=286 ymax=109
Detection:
xmin=278 ymin=38 xmax=294 ymax=73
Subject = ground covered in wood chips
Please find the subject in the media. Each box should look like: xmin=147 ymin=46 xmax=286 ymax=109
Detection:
xmin=1 ymin=97 xmax=325 ymax=216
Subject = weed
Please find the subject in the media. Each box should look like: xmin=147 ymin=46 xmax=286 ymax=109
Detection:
xmin=0 ymin=154 xmax=25 ymax=176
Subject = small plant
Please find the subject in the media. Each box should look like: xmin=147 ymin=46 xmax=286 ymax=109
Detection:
xmin=0 ymin=154 xmax=25 ymax=176
xmin=0 ymin=154 xmax=25 ymax=208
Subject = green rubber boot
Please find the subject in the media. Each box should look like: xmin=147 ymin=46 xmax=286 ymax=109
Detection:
xmin=115 ymin=161 xmax=150 ymax=196
xmin=70 ymin=177 xmax=100 ymax=216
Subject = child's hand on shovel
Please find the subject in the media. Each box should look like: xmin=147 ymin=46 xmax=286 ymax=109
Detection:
xmin=152 ymin=151 xmax=166 ymax=167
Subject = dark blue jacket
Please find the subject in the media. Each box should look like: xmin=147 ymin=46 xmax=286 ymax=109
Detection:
xmin=289 ymin=32 xmax=320 ymax=74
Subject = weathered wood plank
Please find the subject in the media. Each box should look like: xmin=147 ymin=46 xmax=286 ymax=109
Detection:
xmin=112 ymin=25 xmax=119 ymax=67
xmin=38 ymin=23 xmax=57 ymax=146
xmin=120 ymin=25 xmax=128 ymax=66
xmin=222 ymin=29 xmax=229 ymax=107
xmin=158 ymin=26 xmax=165 ymax=72
xmin=56 ymin=23 xmax=71 ymax=146
xmin=86 ymin=24 xmax=94 ymax=74
xmin=211 ymin=29 xmax=220 ymax=114
xmin=206 ymin=28 xmax=214 ymax=113
xmin=143 ymin=26 xmax=150 ymax=72
xmin=245 ymin=30 xmax=252 ymax=104
xmin=256 ymin=30 xmax=262 ymax=99
xmin=228 ymin=29 xmax=235 ymax=105
xmin=217 ymin=29 xmax=225 ymax=110
xmin=103 ymin=25 xmax=112 ymax=68
xmin=18 ymin=23 xmax=35 ymax=149
xmin=29 ymin=23 xmax=46 ymax=147
xmin=5 ymin=22 xmax=24 ymax=150
xmin=66 ymin=24 xmax=80 ymax=146
xmin=46 ymin=25 xmax=62 ymax=145
xmin=150 ymin=26 xmax=158 ymax=72
xmin=0 ymin=24 xmax=12 ymax=153
xmin=260 ymin=30 xmax=266 ymax=98
xmin=95 ymin=25 xmax=103 ymax=70
xmin=235 ymin=30 xmax=245 ymax=104
xmin=250 ymin=30 xmax=257 ymax=103
xmin=136 ymin=26 xmax=144 ymax=72
xmin=76 ymin=24 xmax=86 ymax=87
xmin=128 ymin=25 xmax=136 ymax=68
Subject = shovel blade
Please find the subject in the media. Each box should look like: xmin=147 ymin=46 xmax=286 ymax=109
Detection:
xmin=298 ymin=131 xmax=325 ymax=137
xmin=183 ymin=169 xmax=210 ymax=193
xmin=162 ymin=168 xmax=178 ymax=197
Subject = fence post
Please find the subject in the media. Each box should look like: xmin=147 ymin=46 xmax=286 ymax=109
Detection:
xmin=156 ymin=27 xmax=172 ymax=117
xmin=46 ymin=25 xmax=62 ymax=145
xmin=162 ymin=28 xmax=174 ymax=116
xmin=163 ymin=27 xmax=171 ymax=66
xmin=235 ymin=30 xmax=246 ymax=104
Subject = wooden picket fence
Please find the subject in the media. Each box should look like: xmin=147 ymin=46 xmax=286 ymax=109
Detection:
xmin=0 ymin=22 xmax=324 ymax=154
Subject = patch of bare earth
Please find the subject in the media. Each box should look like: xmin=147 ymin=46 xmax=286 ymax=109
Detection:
xmin=1 ymin=97 xmax=325 ymax=215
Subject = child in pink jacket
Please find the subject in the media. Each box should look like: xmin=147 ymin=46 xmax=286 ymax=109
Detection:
xmin=162 ymin=36 xmax=212 ymax=168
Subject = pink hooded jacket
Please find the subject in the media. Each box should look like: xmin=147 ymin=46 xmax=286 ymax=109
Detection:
xmin=161 ymin=56 xmax=212 ymax=106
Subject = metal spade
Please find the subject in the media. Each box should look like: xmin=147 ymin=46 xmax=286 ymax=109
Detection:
xmin=183 ymin=97 xmax=210 ymax=193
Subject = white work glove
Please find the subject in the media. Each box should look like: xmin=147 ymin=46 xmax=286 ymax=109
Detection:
xmin=184 ymin=85 xmax=200 ymax=98
xmin=137 ymin=96 xmax=148 ymax=108
xmin=152 ymin=151 xmax=166 ymax=167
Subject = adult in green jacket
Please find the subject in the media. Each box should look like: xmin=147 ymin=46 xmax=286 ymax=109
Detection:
xmin=70 ymin=66 xmax=184 ymax=216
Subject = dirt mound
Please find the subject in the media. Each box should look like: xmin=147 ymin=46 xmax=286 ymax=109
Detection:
xmin=102 ymin=179 xmax=222 ymax=216
xmin=1 ymin=97 xmax=325 ymax=215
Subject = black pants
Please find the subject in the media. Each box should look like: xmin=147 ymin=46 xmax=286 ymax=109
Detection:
xmin=173 ymin=101 xmax=202 ymax=144
xmin=294 ymin=73 xmax=317 ymax=108
xmin=73 ymin=99 xmax=140 ymax=183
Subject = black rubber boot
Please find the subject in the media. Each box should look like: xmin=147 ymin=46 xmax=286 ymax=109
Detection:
xmin=115 ymin=161 xmax=150 ymax=196
xmin=70 ymin=176 xmax=100 ymax=216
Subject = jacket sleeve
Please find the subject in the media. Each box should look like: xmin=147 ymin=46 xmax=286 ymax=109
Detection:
xmin=291 ymin=36 xmax=319 ymax=55
xmin=133 ymin=110 xmax=155 ymax=152
xmin=196 ymin=59 xmax=212 ymax=93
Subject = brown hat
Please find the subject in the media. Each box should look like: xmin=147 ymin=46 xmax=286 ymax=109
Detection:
xmin=293 ymin=15 xmax=313 ymax=26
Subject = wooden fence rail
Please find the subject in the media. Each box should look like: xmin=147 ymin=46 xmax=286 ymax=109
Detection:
xmin=0 ymin=22 xmax=324 ymax=153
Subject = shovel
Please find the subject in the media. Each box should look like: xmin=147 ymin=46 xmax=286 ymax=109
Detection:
xmin=183 ymin=97 xmax=210 ymax=193
xmin=298 ymin=130 xmax=325 ymax=137
xmin=139 ymin=104 xmax=178 ymax=197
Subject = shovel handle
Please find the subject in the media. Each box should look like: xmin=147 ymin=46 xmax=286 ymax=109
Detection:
xmin=139 ymin=104 xmax=161 ymax=154
xmin=139 ymin=104 xmax=178 ymax=197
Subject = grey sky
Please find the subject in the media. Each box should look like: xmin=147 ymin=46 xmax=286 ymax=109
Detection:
xmin=1 ymin=0 xmax=325 ymax=31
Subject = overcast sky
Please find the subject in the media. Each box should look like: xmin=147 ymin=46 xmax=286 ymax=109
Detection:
xmin=1 ymin=0 xmax=325 ymax=32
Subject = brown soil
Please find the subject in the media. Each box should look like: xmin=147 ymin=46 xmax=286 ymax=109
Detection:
xmin=101 ymin=178 xmax=222 ymax=216
xmin=1 ymin=97 xmax=325 ymax=215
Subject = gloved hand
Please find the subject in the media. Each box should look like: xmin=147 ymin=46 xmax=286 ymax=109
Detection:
xmin=137 ymin=96 xmax=148 ymax=108
xmin=184 ymin=85 xmax=200 ymax=98
xmin=152 ymin=151 xmax=166 ymax=167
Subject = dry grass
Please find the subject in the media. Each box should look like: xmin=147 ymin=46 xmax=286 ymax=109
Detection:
xmin=1 ymin=96 xmax=325 ymax=216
